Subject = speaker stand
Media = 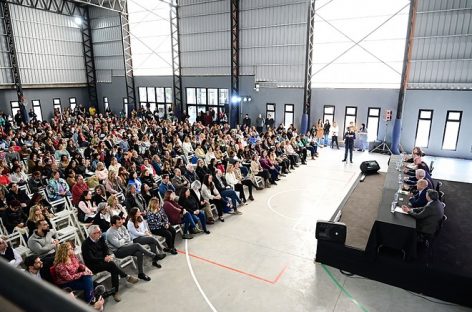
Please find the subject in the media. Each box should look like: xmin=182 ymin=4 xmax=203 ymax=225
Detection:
xmin=371 ymin=122 xmax=392 ymax=155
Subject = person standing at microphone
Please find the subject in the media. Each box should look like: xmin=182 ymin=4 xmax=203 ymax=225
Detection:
xmin=342 ymin=126 xmax=356 ymax=163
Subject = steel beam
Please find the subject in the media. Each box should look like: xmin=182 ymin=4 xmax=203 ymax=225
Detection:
xmin=230 ymin=0 xmax=239 ymax=128
xmin=119 ymin=2 xmax=136 ymax=113
xmin=301 ymin=0 xmax=315 ymax=133
xmin=1 ymin=1 xmax=23 ymax=105
xmin=80 ymin=7 xmax=98 ymax=111
xmin=4 ymin=0 xmax=85 ymax=16
xmin=391 ymin=0 xmax=417 ymax=154
xmin=170 ymin=0 xmax=182 ymax=120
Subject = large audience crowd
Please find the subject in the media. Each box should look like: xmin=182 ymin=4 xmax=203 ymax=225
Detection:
xmin=0 ymin=106 xmax=326 ymax=309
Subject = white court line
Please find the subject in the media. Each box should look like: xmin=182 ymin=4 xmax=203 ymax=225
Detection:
xmin=184 ymin=239 xmax=218 ymax=312
xmin=266 ymin=189 xmax=310 ymax=221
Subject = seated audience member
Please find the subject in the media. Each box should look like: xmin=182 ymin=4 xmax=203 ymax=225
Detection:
xmin=213 ymin=169 xmax=242 ymax=212
xmin=196 ymin=159 xmax=211 ymax=182
xmin=78 ymin=190 xmax=98 ymax=223
xmin=28 ymin=219 xmax=59 ymax=273
xmin=28 ymin=171 xmax=46 ymax=194
xmin=106 ymin=215 xmax=160 ymax=281
xmin=107 ymin=194 xmax=127 ymax=218
xmin=82 ymin=225 xmax=139 ymax=302
xmin=47 ymin=170 xmax=71 ymax=202
xmin=158 ymin=174 xmax=176 ymax=199
xmin=172 ymin=168 xmax=190 ymax=196
xmin=190 ymin=180 xmax=215 ymax=224
xmin=53 ymin=242 xmax=95 ymax=304
xmin=259 ymin=151 xmax=279 ymax=185
xmin=162 ymin=191 xmax=195 ymax=239
xmin=94 ymin=162 xmax=108 ymax=183
xmin=92 ymin=185 xmax=108 ymax=206
xmin=0 ymin=237 xmax=22 ymax=267
xmin=184 ymin=164 xmax=198 ymax=184
xmin=105 ymin=171 xmax=123 ymax=195
xmin=71 ymin=175 xmax=89 ymax=206
xmin=201 ymin=174 xmax=226 ymax=222
xmin=408 ymin=179 xmax=430 ymax=208
xmin=178 ymin=187 xmax=210 ymax=234
xmin=225 ymin=163 xmax=249 ymax=203
xmin=3 ymin=200 xmax=27 ymax=234
xmin=24 ymin=255 xmax=47 ymax=280
xmin=402 ymin=189 xmax=445 ymax=237
xmin=126 ymin=207 xmax=166 ymax=264
xmin=250 ymin=155 xmax=270 ymax=188
xmin=124 ymin=184 xmax=146 ymax=213
xmin=93 ymin=203 xmax=112 ymax=232
xmin=27 ymin=203 xmax=52 ymax=236
xmin=127 ymin=171 xmax=142 ymax=194
xmin=146 ymin=197 xmax=177 ymax=254
xmin=9 ymin=165 xmax=28 ymax=185
xmin=6 ymin=183 xmax=30 ymax=211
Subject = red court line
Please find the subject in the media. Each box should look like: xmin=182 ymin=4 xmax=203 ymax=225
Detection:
xmin=177 ymin=249 xmax=287 ymax=285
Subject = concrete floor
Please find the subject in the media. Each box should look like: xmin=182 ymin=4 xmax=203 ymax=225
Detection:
xmin=106 ymin=148 xmax=472 ymax=312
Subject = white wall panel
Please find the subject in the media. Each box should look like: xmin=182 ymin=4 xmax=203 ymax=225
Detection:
xmin=179 ymin=0 xmax=230 ymax=76
xmin=10 ymin=4 xmax=86 ymax=85
xmin=90 ymin=7 xmax=124 ymax=83
xmin=240 ymin=0 xmax=308 ymax=86
xmin=0 ymin=9 xmax=13 ymax=85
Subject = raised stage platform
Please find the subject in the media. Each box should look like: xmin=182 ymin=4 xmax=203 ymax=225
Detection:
xmin=315 ymin=157 xmax=472 ymax=307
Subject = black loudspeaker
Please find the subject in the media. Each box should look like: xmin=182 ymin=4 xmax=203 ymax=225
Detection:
xmin=360 ymin=160 xmax=380 ymax=175
xmin=315 ymin=221 xmax=347 ymax=244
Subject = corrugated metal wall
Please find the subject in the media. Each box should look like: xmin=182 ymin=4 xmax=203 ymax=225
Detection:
xmin=240 ymin=0 xmax=308 ymax=87
xmin=179 ymin=0 xmax=231 ymax=76
xmin=410 ymin=0 xmax=472 ymax=89
xmin=0 ymin=8 xmax=13 ymax=86
xmin=10 ymin=4 xmax=86 ymax=85
xmin=90 ymin=7 xmax=124 ymax=83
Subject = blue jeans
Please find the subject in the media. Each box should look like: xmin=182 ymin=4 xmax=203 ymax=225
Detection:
xmin=182 ymin=212 xmax=195 ymax=234
xmin=221 ymin=189 xmax=241 ymax=207
xmin=323 ymin=134 xmax=329 ymax=146
xmin=61 ymin=275 xmax=94 ymax=303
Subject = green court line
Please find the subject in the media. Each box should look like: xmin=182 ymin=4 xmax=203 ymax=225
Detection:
xmin=321 ymin=264 xmax=369 ymax=312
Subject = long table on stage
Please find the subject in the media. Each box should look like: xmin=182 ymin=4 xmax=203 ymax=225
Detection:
xmin=365 ymin=155 xmax=417 ymax=260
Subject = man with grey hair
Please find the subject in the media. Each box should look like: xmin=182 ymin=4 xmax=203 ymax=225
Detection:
xmin=172 ymin=168 xmax=189 ymax=196
xmin=408 ymin=179 xmax=430 ymax=208
xmin=81 ymin=224 xmax=139 ymax=302
xmin=404 ymin=168 xmax=433 ymax=190
xmin=0 ymin=237 xmax=22 ymax=267
xmin=402 ymin=189 xmax=445 ymax=236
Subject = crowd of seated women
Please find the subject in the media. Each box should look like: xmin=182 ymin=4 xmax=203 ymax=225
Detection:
xmin=0 ymin=106 xmax=322 ymax=307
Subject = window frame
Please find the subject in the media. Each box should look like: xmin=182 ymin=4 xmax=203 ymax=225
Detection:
xmin=441 ymin=110 xmax=462 ymax=151
xmin=284 ymin=104 xmax=295 ymax=128
xmin=31 ymin=99 xmax=43 ymax=121
xmin=266 ymin=103 xmax=276 ymax=121
xmin=343 ymin=106 xmax=357 ymax=134
xmin=103 ymin=97 xmax=109 ymax=111
xmin=414 ymin=109 xmax=434 ymax=148
xmin=323 ymin=105 xmax=335 ymax=126
xmin=367 ymin=107 xmax=381 ymax=142
xmin=186 ymin=87 xmax=229 ymax=123
xmin=53 ymin=98 xmax=62 ymax=113
xmin=10 ymin=101 xmax=20 ymax=118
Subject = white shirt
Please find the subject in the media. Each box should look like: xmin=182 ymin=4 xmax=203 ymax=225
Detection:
xmin=126 ymin=220 xmax=150 ymax=240
xmin=1 ymin=247 xmax=23 ymax=267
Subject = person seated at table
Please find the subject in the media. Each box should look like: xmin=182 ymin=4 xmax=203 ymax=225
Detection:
xmin=404 ymin=169 xmax=433 ymax=191
xmin=408 ymin=179 xmax=430 ymax=208
xmin=403 ymin=147 xmax=424 ymax=163
xmin=53 ymin=242 xmax=95 ymax=303
xmin=402 ymin=189 xmax=445 ymax=237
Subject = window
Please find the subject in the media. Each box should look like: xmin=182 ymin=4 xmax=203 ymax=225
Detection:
xmin=284 ymin=104 xmax=294 ymax=128
xmin=266 ymin=103 xmax=276 ymax=121
xmin=156 ymin=87 xmax=172 ymax=118
xmin=442 ymin=111 xmax=462 ymax=150
xmin=186 ymin=88 xmax=228 ymax=123
xmin=103 ymin=97 xmax=109 ymax=111
xmin=53 ymin=98 xmax=62 ymax=113
xmin=415 ymin=109 xmax=433 ymax=148
xmin=139 ymin=87 xmax=147 ymax=108
xmin=123 ymin=98 xmax=129 ymax=117
xmin=323 ymin=105 xmax=335 ymax=126
xmin=69 ymin=98 xmax=76 ymax=112
xmin=10 ymin=101 xmax=20 ymax=118
xmin=32 ymin=100 xmax=43 ymax=121
xmin=367 ymin=108 xmax=381 ymax=142
xmin=344 ymin=106 xmax=357 ymax=134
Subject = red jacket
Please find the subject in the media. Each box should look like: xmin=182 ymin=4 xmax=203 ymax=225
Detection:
xmin=72 ymin=182 xmax=89 ymax=206
xmin=163 ymin=200 xmax=183 ymax=225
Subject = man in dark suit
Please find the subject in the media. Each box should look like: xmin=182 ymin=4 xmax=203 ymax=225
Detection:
xmin=402 ymin=189 xmax=444 ymax=236
xmin=409 ymin=179 xmax=430 ymax=208
xmin=342 ymin=126 xmax=356 ymax=163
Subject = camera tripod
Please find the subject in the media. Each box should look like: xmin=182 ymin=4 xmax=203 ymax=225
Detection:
xmin=371 ymin=121 xmax=392 ymax=155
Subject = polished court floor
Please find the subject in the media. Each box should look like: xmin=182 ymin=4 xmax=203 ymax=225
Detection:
xmin=107 ymin=148 xmax=472 ymax=312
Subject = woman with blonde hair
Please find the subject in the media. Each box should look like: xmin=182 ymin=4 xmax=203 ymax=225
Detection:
xmin=104 ymin=170 xmax=123 ymax=195
xmin=225 ymin=163 xmax=247 ymax=203
xmin=107 ymin=194 xmax=127 ymax=218
xmin=26 ymin=204 xmax=52 ymax=236
xmin=53 ymin=242 xmax=94 ymax=303
xmin=146 ymin=197 xmax=177 ymax=254
xmin=94 ymin=162 xmax=108 ymax=183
